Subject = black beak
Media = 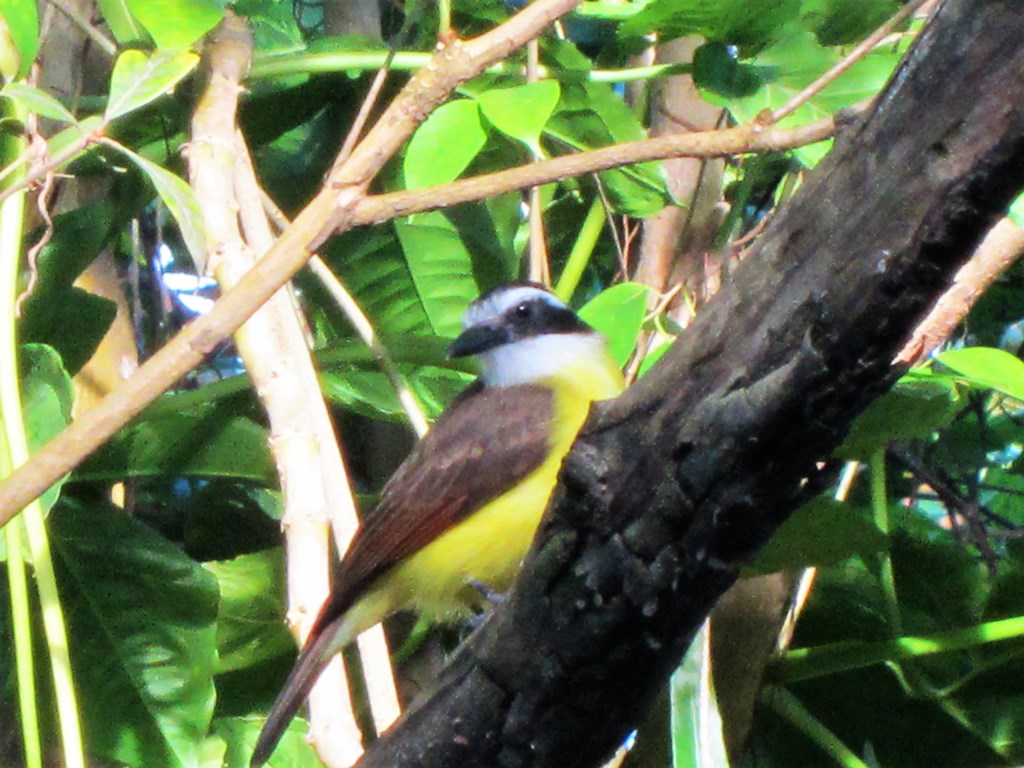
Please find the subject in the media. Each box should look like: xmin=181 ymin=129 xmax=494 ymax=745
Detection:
xmin=447 ymin=325 xmax=511 ymax=359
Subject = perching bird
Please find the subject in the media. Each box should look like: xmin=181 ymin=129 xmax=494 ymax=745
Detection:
xmin=251 ymin=282 xmax=624 ymax=766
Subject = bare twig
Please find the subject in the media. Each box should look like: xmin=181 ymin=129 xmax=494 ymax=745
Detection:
xmin=351 ymin=115 xmax=840 ymax=227
xmin=895 ymin=216 xmax=1024 ymax=365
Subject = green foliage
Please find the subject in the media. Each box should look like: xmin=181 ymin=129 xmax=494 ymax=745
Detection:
xmin=124 ymin=0 xmax=225 ymax=49
xmin=50 ymin=499 xmax=218 ymax=768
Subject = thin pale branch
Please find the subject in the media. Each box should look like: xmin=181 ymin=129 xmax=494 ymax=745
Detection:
xmin=895 ymin=216 xmax=1024 ymax=364
xmin=351 ymin=115 xmax=839 ymax=227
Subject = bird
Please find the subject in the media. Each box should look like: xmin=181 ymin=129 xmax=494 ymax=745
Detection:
xmin=250 ymin=282 xmax=624 ymax=766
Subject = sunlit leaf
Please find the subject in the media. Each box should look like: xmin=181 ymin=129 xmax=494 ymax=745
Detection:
xmin=113 ymin=143 xmax=208 ymax=270
xmin=477 ymin=80 xmax=561 ymax=156
xmin=836 ymin=371 xmax=963 ymax=460
xmin=95 ymin=0 xmax=147 ymax=44
xmin=394 ymin=212 xmax=478 ymax=337
xmin=125 ymin=0 xmax=224 ymax=49
xmin=404 ymin=99 xmax=486 ymax=190
xmin=1 ymin=82 xmax=76 ymax=123
xmin=937 ymin=347 xmax=1024 ymax=402
xmin=579 ymin=282 xmax=650 ymax=367
xmin=106 ymin=49 xmax=200 ymax=122
xmin=0 ymin=0 xmax=38 ymax=78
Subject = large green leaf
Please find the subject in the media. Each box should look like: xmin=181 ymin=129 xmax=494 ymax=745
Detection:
xmin=114 ymin=144 xmax=208 ymax=270
xmin=125 ymin=0 xmax=224 ymax=49
xmin=17 ymin=201 xmax=129 ymax=374
xmin=747 ymin=496 xmax=887 ymax=574
xmin=206 ymin=550 xmax=292 ymax=674
xmin=836 ymin=371 xmax=963 ymax=460
xmin=76 ymin=404 xmax=276 ymax=485
xmin=51 ymin=499 xmax=218 ymax=768
xmin=326 ymin=228 xmax=434 ymax=337
xmin=95 ymin=0 xmax=147 ymax=44
xmin=106 ymin=49 xmax=201 ymax=122
xmin=404 ymin=99 xmax=487 ymax=190
xmin=394 ymin=211 xmax=479 ymax=337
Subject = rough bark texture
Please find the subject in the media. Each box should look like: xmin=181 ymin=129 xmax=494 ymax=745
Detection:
xmin=359 ymin=1 xmax=1024 ymax=766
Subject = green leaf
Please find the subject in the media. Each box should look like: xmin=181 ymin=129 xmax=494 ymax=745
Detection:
xmin=836 ymin=371 xmax=964 ymax=460
xmin=20 ymin=344 xmax=73 ymax=515
xmin=125 ymin=0 xmax=224 ymax=49
xmin=106 ymin=49 xmax=200 ymax=121
xmin=113 ymin=143 xmax=208 ymax=270
xmin=77 ymin=404 xmax=276 ymax=485
xmin=747 ymin=496 xmax=887 ymax=574
xmin=937 ymin=347 xmax=1024 ymax=402
xmin=52 ymin=499 xmax=218 ymax=768
xmin=232 ymin=0 xmax=304 ymax=55
xmin=95 ymin=0 xmax=147 ymax=44
xmin=621 ymin=0 xmax=801 ymax=55
xmin=326 ymin=229 xmax=434 ymax=337
xmin=0 ymin=0 xmax=39 ymax=78
xmin=1010 ymin=190 xmax=1024 ymax=231
xmin=394 ymin=211 xmax=479 ymax=337
xmin=206 ymin=550 xmax=292 ymax=674
xmin=404 ymin=99 xmax=486 ymax=190
xmin=578 ymin=282 xmax=650 ymax=367
xmin=476 ymin=80 xmax=561 ymax=156
xmin=1 ymin=82 xmax=76 ymax=123
xmin=214 ymin=716 xmax=321 ymax=768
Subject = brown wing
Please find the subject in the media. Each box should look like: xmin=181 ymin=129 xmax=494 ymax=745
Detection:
xmin=311 ymin=382 xmax=554 ymax=633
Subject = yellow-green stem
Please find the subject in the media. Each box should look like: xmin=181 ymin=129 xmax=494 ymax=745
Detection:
xmin=781 ymin=615 xmax=1024 ymax=683
xmin=869 ymin=448 xmax=901 ymax=635
xmin=765 ymin=686 xmax=870 ymax=768
xmin=0 ymin=99 xmax=85 ymax=768
xmin=554 ymin=197 xmax=605 ymax=302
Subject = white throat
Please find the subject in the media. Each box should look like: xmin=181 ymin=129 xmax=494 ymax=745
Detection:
xmin=477 ymin=332 xmax=609 ymax=388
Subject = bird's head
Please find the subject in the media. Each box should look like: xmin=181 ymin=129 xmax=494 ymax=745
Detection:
xmin=447 ymin=283 xmax=609 ymax=388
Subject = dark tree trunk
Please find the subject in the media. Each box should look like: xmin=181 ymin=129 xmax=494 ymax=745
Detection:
xmin=360 ymin=1 xmax=1024 ymax=766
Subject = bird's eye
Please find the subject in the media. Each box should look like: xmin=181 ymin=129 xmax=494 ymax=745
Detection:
xmin=515 ymin=302 xmax=531 ymax=317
